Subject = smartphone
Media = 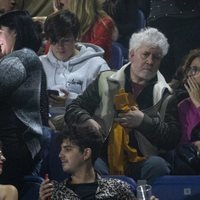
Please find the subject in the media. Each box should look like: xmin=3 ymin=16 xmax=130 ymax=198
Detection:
xmin=47 ymin=89 xmax=59 ymax=96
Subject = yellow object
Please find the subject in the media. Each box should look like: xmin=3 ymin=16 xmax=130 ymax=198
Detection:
xmin=108 ymin=88 xmax=144 ymax=175
xmin=113 ymin=88 xmax=130 ymax=112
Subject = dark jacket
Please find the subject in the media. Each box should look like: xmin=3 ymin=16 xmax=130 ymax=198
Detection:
xmin=51 ymin=174 xmax=135 ymax=200
xmin=0 ymin=48 xmax=48 ymax=158
xmin=65 ymin=63 xmax=181 ymax=155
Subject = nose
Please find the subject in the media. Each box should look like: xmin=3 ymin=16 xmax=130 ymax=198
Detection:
xmin=59 ymin=150 xmax=63 ymax=159
xmin=146 ymin=54 xmax=154 ymax=65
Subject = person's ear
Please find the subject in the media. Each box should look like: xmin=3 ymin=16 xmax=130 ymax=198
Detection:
xmin=83 ymin=148 xmax=92 ymax=161
xmin=11 ymin=30 xmax=17 ymax=38
xmin=129 ymin=49 xmax=135 ymax=60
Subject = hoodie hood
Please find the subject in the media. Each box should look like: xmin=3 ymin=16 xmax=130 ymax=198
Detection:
xmin=40 ymin=42 xmax=109 ymax=115
xmin=47 ymin=42 xmax=105 ymax=66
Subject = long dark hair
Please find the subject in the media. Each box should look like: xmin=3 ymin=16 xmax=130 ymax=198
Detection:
xmin=0 ymin=10 xmax=41 ymax=52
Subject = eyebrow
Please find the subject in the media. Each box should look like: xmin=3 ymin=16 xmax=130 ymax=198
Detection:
xmin=62 ymin=143 xmax=77 ymax=149
xmin=62 ymin=144 xmax=73 ymax=148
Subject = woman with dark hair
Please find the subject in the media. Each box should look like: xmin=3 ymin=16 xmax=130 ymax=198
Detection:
xmin=0 ymin=10 xmax=49 ymax=192
xmin=169 ymin=49 xmax=200 ymax=175
xmin=0 ymin=10 xmax=41 ymax=52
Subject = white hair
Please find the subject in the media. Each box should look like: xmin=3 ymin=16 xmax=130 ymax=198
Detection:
xmin=129 ymin=27 xmax=169 ymax=56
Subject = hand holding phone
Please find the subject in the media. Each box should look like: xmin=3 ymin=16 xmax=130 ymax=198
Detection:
xmin=47 ymin=89 xmax=59 ymax=96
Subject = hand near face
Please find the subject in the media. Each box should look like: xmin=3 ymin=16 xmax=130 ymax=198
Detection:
xmin=184 ymin=76 xmax=200 ymax=107
xmin=39 ymin=179 xmax=54 ymax=200
xmin=193 ymin=140 xmax=200 ymax=151
xmin=114 ymin=108 xmax=144 ymax=128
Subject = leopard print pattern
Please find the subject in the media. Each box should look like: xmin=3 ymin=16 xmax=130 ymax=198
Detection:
xmin=50 ymin=176 xmax=136 ymax=200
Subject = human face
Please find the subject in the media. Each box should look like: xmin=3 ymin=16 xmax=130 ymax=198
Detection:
xmin=0 ymin=150 xmax=6 ymax=175
xmin=59 ymin=139 xmax=86 ymax=174
xmin=50 ymin=37 xmax=76 ymax=61
xmin=0 ymin=26 xmax=16 ymax=55
xmin=129 ymin=44 xmax=162 ymax=84
xmin=188 ymin=57 xmax=200 ymax=82
xmin=0 ymin=0 xmax=16 ymax=13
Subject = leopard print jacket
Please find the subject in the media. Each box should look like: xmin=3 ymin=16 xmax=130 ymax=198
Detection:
xmin=50 ymin=175 xmax=136 ymax=199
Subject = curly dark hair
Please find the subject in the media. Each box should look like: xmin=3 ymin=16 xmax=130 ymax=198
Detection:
xmin=57 ymin=124 xmax=104 ymax=165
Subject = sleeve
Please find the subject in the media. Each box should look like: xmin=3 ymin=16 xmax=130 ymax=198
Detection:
xmin=64 ymin=75 xmax=101 ymax=127
xmin=0 ymin=57 xmax=26 ymax=97
xmin=114 ymin=180 xmax=136 ymax=200
xmin=99 ymin=62 xmax=110 ymax=72
xmin=137 ymin=94 xmax=182 ymax=150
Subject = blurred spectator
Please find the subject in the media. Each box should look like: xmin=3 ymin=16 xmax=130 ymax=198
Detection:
xmin=16 ymin=0 xmax=52 ymax=16
xmin=40 ymin=10 xmax=109 ymax=127
xmin=148 ymin=0 xmax=200 ymax=82
xmin=32 ymin=16 xmax=47 ymax=55
xmin=169 ymin=49 xmax=200 ymax=175
xmin=103 ymin=0 xmax=139 ymax=50
xmin=0 ymin=140 xmax=18 ymax=200
xmin=0 ymin=0 xmax=16 ymax=15
xmin=0 ymin=10 xmax=48 ymax=192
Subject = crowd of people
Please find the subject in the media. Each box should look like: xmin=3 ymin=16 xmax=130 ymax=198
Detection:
xmin=0 ymin=0 xmax=199 ymax=199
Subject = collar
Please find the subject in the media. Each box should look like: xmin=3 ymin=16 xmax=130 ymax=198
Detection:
xmin=108 ymin=62 xmax=171 ymax=104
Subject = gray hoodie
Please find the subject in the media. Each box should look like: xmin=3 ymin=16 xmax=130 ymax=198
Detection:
xmin=40 ymin=42 xmax=110 ymax=115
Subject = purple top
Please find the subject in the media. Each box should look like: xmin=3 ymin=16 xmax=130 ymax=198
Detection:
xmin=178 ymin=97 xmax=200 ymax=144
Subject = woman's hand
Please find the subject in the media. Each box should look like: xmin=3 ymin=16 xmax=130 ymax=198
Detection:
xmin=184 ymin=76 xmax=200 ymax=107
xmin=193 ymin=140 xmax=200 ymax=151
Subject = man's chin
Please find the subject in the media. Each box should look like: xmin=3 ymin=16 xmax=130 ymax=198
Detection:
xmin=62 ymin=166 xmax=71 ymax=174
xmin=140 ymin=73 xmax=156 ymax=81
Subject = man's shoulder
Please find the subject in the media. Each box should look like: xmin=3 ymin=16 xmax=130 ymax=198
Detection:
xmin=14 ymin=48 xmax=37 ymax=57
xmin=99 ymin=176 xmax=132 ymax=189
xmin=98 ymin=177 xmax=136 ymax=199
